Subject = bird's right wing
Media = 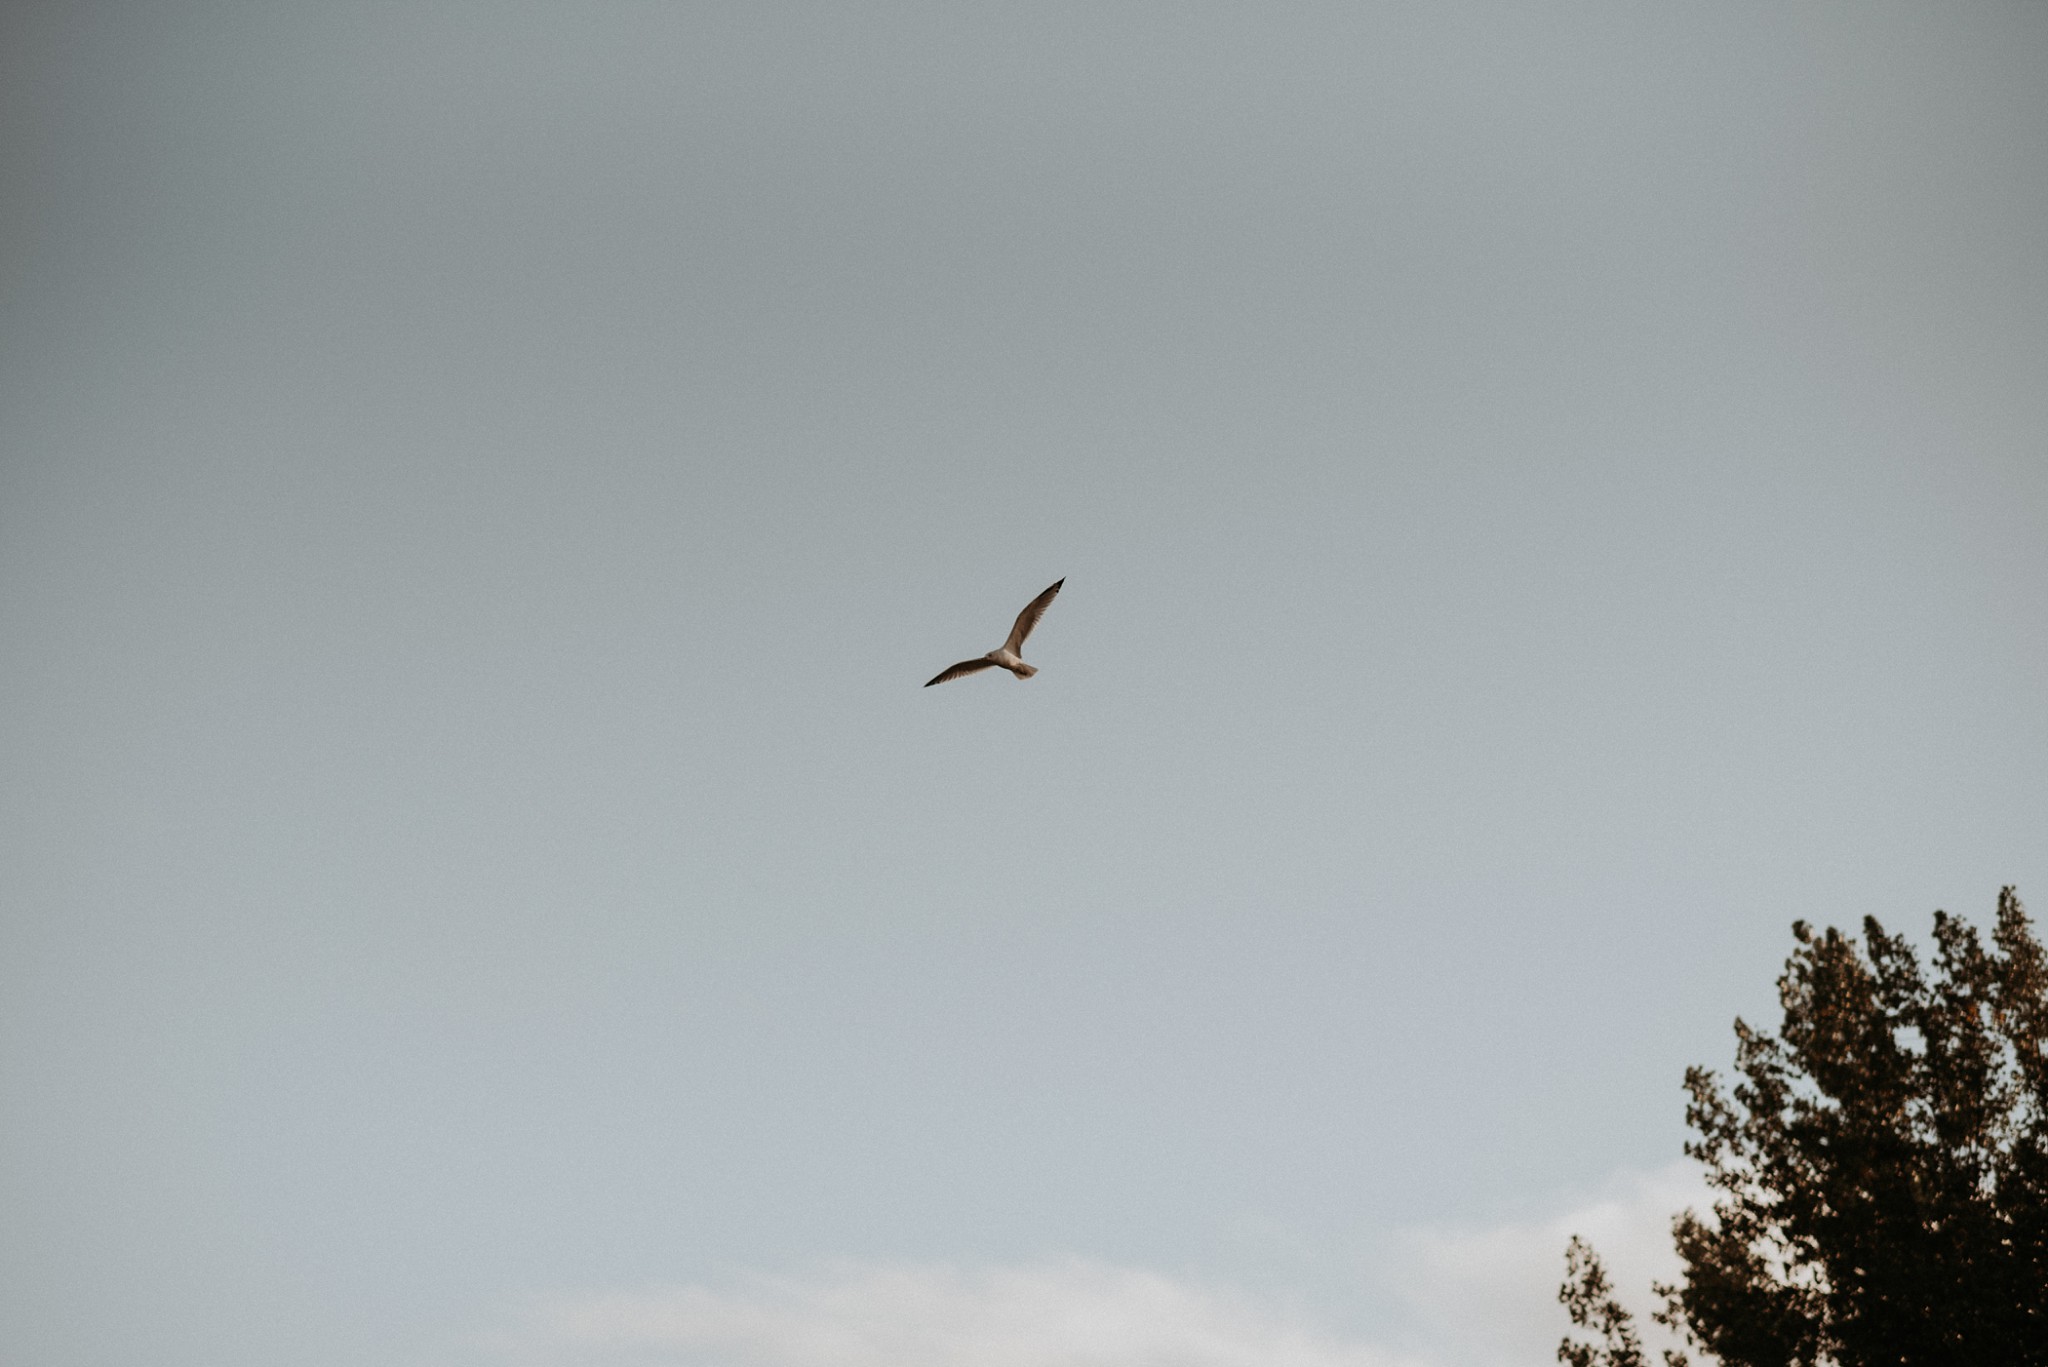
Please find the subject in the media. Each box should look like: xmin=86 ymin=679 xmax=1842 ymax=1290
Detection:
xmin=924 ymin=658 xmax=999 ymax=687
xmin=1003 ymin=578 xmax=1065 ymax=653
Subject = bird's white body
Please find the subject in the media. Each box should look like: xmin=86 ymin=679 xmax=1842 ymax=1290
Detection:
xmin=986 ymin=648 xmax=1033 ymax=677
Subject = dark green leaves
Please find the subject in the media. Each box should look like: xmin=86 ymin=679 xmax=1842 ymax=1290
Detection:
xmin=1566 ymin=888 xmax=2048 ymax=1367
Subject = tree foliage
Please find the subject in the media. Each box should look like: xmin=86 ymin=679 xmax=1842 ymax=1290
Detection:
xmin=1559 ymin=1234 xmax=1669 ymax=1367
xmin=1561 ymin=887 xmax=2048 ymax=1367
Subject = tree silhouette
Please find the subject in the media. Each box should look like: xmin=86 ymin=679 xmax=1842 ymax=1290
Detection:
xmin=1560 ymin=888 xmax=2048 ymax=1367
xmin=1558 ymin=1234 xmax=1654 ymax=1367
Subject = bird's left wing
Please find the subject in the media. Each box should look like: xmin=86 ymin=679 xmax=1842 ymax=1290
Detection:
xmin=924 ymin=658 xmax=999 ymax=687
xmin=1003 ymin=578 xmax=1065 ymax=653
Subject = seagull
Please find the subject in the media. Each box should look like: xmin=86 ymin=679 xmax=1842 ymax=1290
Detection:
xmin=924 ymin=578 xmax=1065 ymax=687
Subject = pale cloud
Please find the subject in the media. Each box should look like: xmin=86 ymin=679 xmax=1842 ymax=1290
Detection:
xmin=1392 ymin=1163 xmax=1708 ymax=1367
xmin=463 ymin=1168 xmax=1705 ymax=1367
xmin=473 ymin=1260 xmax=1431 ymax=1367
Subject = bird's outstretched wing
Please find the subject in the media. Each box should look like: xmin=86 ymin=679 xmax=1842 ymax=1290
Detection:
xmin=924 ymin=658 xmax=1000 ymax=687
xmin=1003 ymin=578 xmax=1065 ymax=654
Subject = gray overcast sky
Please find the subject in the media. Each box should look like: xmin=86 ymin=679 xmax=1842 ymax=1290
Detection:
xmin=3 ymin=5 xmax=2045 ymax=1366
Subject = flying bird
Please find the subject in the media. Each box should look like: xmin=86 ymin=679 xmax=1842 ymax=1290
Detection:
xmin=924 ymin=578 xmax=1065 ymax=687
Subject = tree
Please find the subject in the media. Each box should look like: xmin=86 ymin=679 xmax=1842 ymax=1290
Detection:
xmin=1559 ymin=1234 xmax=1658 ymax=1367
xmin=1560 ymin=887 xmax=2048 ymax=1367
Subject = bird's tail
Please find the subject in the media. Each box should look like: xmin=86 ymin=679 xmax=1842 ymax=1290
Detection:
xmin=1011 ymin=662 xmax=1038 ymax=679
